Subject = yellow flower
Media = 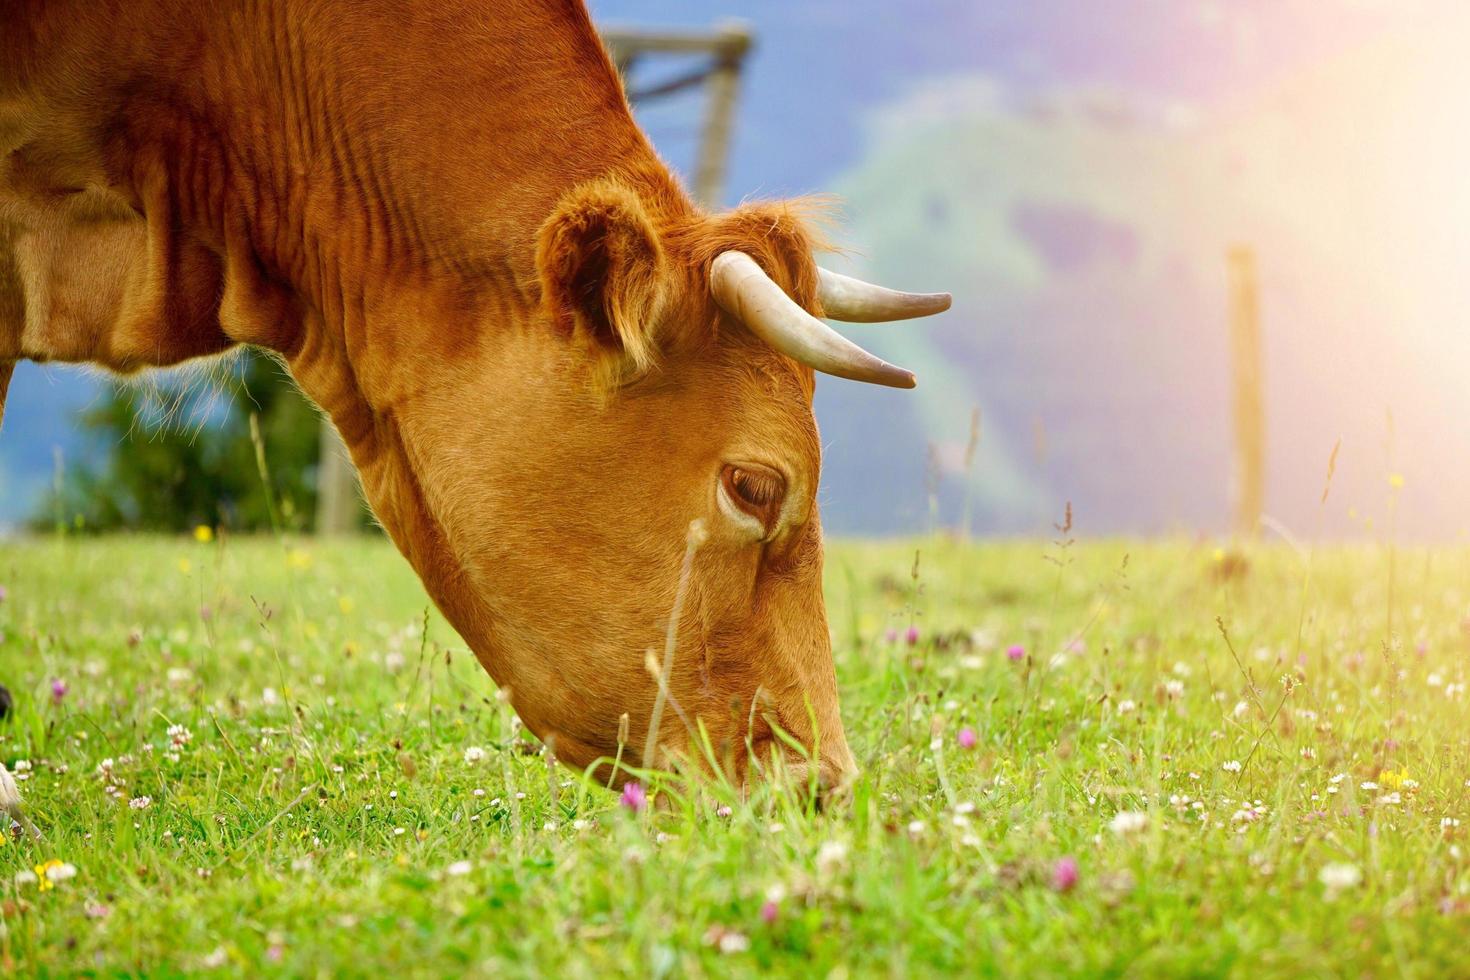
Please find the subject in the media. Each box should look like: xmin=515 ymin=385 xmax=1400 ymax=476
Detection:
xmin=338 ymin=596 xmax=355 ymax=616
xmin=177 ymin=558 xmax=193 ymax=576
xmin=1378 ymin=768 xmax=1410 ymax=790
xmin=193 ymin=524 xmax=214 ymax=544
xmin=1211 ymin=547 xmax=1226 ymax=563
xmin=1388 ymin=473 xmax=1405 ymax=490
xmin=34 ymin=859 xmax=62 ymax=892
xmin=286 ymin=548 xmax=313 ymax=570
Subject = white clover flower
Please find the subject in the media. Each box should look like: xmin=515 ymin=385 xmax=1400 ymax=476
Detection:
xmin=1109 ymin=811 xmax=1148 ymax=835
xmin=463 ymin=746 xmax=487 ymax=765
xmin=1222 ymin=760 xmax=1242 ymax=773
xmin=1165 ymin=680 xmax=1185 ymax=699
xmin=816 ymin=840 xmax=849 ymax=877
xmin=1319 ymin=862 xmax=1362 ymax=893
xmin=1117 ymin=700 xmax=1137 ymax=715
xmin=446 ymin=860 xmax=472 ymax=877
xmin=129 ymin=796 xmax=152 ymax=810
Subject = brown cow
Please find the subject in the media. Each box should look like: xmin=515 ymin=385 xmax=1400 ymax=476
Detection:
xmin=0 ymin=0 xmax=948 ymax=793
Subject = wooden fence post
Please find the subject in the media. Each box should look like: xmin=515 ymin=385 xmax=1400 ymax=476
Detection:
xmin=1227 ymin=246 xmax=1265 ymax=538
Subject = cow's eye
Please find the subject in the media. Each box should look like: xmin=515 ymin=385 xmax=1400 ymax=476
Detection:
xmin=719 ymin=463 xmax=786 ymax=537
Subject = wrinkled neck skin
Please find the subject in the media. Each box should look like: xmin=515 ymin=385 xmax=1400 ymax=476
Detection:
xmin=0 ymin=1 xmax=723 ymax=768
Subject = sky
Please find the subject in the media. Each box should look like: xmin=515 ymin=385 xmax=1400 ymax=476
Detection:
xmin=4 ymin=1 xmax=1468 ymax=538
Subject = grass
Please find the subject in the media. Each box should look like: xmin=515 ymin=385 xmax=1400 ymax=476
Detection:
xmin=0 ymin=533 xmax=1468 ymax=975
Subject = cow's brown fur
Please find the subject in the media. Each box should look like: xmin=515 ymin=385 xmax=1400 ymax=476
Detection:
xmin=0 ymin=0 xmax=857 ymax=786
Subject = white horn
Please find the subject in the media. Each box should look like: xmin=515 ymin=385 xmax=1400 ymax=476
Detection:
xmin=817 ymin=268 xmax=952 ymax=322
xmin=709 ymin=251 xmax=916 ymax=389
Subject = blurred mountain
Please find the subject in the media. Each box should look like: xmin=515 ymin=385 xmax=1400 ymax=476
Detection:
xmin=821 ymin=16 xmax=1470 ymax=538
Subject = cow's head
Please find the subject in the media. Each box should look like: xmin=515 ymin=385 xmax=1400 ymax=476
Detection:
xmin=363 ymin=177 xmax=947 ymax=795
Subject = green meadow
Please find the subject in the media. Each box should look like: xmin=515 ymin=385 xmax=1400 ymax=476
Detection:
xmin=0 ymin=534 xmax=1467 ymax=976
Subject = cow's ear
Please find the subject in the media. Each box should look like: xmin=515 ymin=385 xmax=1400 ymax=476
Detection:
xmin=536 ymin=181 xmax=672 ymax=379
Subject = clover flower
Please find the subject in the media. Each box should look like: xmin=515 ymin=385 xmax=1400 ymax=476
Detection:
xmin=815 ymin=840 xmax=849 ymax=877
xmin=620 ymin=781 xmax=647 ymax=813
xmin=1320 ymin=862 xmax=1362 ymax=897
xmin=1109 ymin=811 xmax=1148 ymax=835
xmin=1051 ymin=856 xmax=1080 ymax=892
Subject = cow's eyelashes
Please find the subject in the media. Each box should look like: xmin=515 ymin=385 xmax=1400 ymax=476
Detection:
xmin=728 ymin=466 xmax=782 ymax=506
xmin=719 ymin=463 xmax=786 ymax=536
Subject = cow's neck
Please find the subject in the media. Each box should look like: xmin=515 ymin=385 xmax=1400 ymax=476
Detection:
xmin=1 ymin=0 xmax=678 ymax=638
